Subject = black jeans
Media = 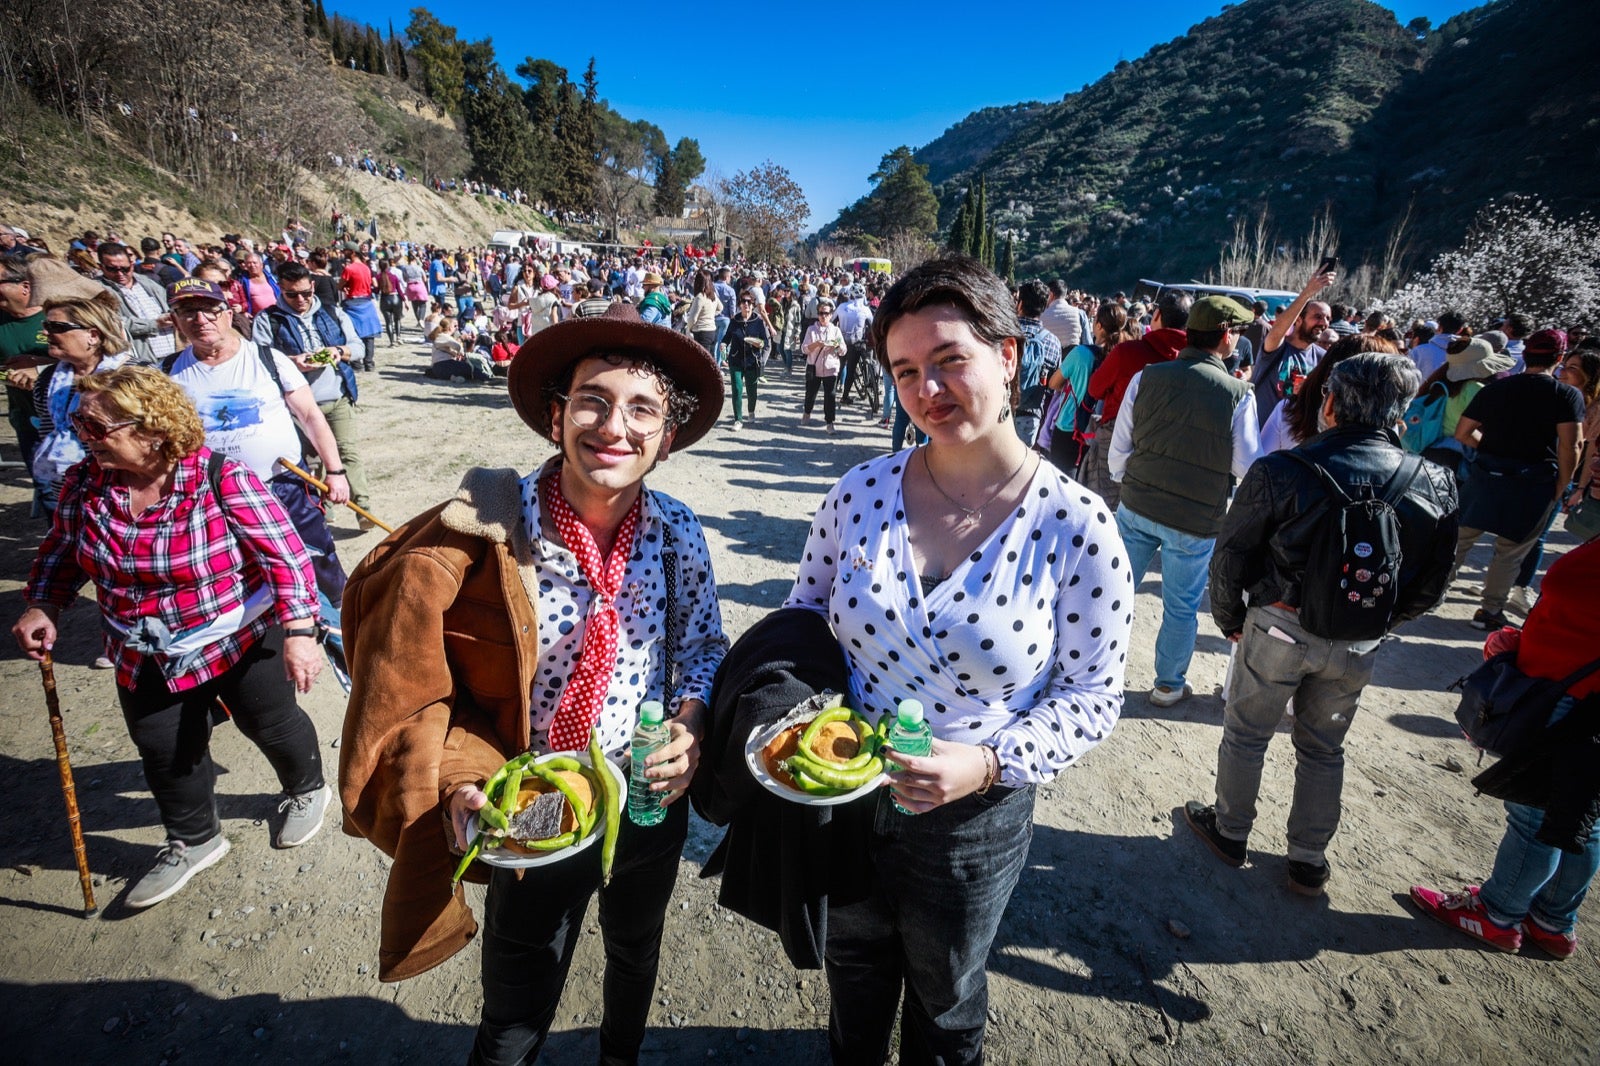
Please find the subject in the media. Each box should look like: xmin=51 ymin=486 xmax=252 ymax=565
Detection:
xmin=118 ymin=628 xmax=324 ymax=845
xmin=469 ymin=797 xmax=689 ymax=1066
xmin=804 ymin=366 xmax=837 ymax=425
xmin=826 ymin=785 xmax=1035 ymax=1066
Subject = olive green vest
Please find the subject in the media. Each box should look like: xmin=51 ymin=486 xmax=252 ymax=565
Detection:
xmin=1120 ymin=348 xmax=1250 ymax=538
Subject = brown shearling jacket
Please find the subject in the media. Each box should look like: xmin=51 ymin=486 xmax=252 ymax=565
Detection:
xmin=338 ymin=467 xmax=541 ymax=981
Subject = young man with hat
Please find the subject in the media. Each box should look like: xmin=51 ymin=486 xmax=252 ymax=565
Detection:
xmin=1109 ymin=295 xmax=1262 ymax=707
xmin=337 ymin=302 xmax=729 ymax=1065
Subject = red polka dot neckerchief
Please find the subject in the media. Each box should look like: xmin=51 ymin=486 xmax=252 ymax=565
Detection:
xmin=540 ymin=469 xmax=643 ymax=752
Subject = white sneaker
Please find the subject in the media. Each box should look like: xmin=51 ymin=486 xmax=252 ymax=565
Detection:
xmin=1149 ymin=684 xmax=1192 ymax=708
xmin=1507 ymin=586 xmax=1536 ymax=614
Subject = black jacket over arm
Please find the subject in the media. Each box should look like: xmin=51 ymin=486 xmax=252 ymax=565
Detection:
xmin=1210 ymin=426 xmax=1460 ymax=636
xmin=690 ymin=607 xmax=874 ymax=970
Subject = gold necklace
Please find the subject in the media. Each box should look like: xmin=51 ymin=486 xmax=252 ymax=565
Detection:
xmin=921 ymin=446 xmax=1031 ymax=527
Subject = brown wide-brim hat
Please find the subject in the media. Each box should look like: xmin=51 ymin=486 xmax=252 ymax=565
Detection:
xmin=508 ymin=301 xmax=724 ymax=449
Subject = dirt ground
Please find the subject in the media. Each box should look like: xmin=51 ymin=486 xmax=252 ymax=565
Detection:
xmin=1 ymin=325 xmax=1594 ymax=1065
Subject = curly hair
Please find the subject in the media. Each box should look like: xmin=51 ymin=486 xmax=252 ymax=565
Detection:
xmin=75 ymin=365 xmax=206 ymax=462
xmin=41 ymin=292 xmax=130 ymax=357
xmin=540 ymin=352 xmax=699 ymax=434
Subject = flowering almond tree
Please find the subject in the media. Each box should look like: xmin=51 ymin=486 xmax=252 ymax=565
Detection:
xmin=1384 ymin=195 xmax=1600 ymax=327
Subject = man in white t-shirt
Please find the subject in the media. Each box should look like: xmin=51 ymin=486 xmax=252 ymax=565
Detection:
xmin=164 ymin=278 xmax=351 ymax=619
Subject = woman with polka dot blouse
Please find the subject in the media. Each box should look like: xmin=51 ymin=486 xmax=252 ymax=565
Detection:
xmin=784 ymin=256 xmax=1133 ymax=1065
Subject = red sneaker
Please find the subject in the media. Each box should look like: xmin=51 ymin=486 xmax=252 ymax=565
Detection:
xmin=1521 ymin=919 xmax=1577 ymax=959
xmin=1409 ymin=884 xmax=1522 ymax=952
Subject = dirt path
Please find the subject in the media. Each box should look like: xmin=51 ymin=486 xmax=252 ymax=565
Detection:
xmin=1 ymin=328 xmax=1594 ymax=1065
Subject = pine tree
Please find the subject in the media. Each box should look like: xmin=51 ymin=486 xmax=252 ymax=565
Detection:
xmin=314 ymin=0 xmax=328 ymax=36
xmin=971 ymin=175 xmax=989 ymax=261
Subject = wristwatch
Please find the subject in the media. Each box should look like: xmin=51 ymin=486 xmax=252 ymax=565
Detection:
xmin=284 ymin=626 xmax=318 ymax=640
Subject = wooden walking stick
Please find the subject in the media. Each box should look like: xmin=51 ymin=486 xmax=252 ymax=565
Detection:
xmin=275 ymin=457 xmax=394 ymax=533
xmin=39 ymin=653 xmax=97 ymax=917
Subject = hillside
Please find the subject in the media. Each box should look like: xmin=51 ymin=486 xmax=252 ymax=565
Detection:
xmin=884 ymin=0 xmax=1599 ymax=290
xmin=0 ymin=70 xmax=571 ymax=252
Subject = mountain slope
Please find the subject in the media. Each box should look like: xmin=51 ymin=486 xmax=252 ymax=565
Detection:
xmin=858 ymin=0 xmax=1600 ymax=291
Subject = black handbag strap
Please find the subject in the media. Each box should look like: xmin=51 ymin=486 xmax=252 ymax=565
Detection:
xmin=1556 ymin=653 xmax=1600 ymax=694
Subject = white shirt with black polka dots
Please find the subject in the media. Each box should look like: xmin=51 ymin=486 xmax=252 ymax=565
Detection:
xmin=785 ymin=451 xmax=1133 ymax=786
xmin=520 ymin=466 xmax=728 ymax=762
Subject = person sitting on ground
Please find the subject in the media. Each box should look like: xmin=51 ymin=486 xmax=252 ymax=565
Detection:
xmin=427 ymin=316 xmax=492 ymax=382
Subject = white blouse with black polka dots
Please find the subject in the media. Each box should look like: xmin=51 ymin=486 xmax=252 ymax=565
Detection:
xmin=520 ymin=469 xmax=728 ymax=761
xmin=785 ymin=450 xmax=1133 ymax=786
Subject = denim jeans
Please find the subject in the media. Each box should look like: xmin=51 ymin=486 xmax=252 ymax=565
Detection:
xmin=880 ymin=364 xmax=895 ymax=422
xmin=891 ymin=397 xmax=927 ymax=452
xmin=826 ymin=784 xmax=1034 ymax=1066
xmin=1480 ymin=799 xmax=1600 ymax=935
xmin=470 ymin=799 xmax=688 ymax=1066
xmin=1211 ymin=604 xmax=1380 ymax=864
xmin=713 ymin=316 xmax=730 ymax=365
xmin=1115 ymin=505 xmax=1216 ymax=690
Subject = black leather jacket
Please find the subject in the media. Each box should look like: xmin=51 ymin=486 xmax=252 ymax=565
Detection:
xmin=1210 ymin=426 xmax=1460 ymax=636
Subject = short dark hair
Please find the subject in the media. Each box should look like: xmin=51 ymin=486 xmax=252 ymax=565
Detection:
xmin=1503 ymin=311 xmax=1534 ymax=339
xmin=1186 ymin=327 xmax=1226 ymax=352
xmin=1330 ymin=303 xmax=1351 ymax=323
xmin=1436 ymin=310 xmax=1466 ymax=335
xmin=1154 ymin=290 xmax=1192 ymax=331
xmin=97 ymin=242 xmax=132 ymax=261
xmin=1048 ymin=278 xmax=1068 ymax=298
xmin=869 ymin=256 xmax=1020 ymax=370
xmin=1252 ymin=300 xmax=1268 ymax=316
xmin=1523 ymin=344 xmax=1562 ymax=371
xmin=276 ymin=261 xmax=312 ymax=286
xmin=140 ymin=237 xmax=161 ymax=255
xmin=1018 ymin=280 xmax=1051 ymax=318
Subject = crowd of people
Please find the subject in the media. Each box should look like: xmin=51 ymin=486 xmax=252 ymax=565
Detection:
xmin=2 ymin=208 xmax=1597 ymax=1064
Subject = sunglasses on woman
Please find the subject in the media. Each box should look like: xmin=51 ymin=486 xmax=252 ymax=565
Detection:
xmin=43 ymin=320 xmax=92 ymax=335
xmin=69 ymin=412 xmax=139 ymax=442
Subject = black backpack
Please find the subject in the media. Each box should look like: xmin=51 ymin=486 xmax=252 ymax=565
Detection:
xmin=1285 ymin=452 xmax=1424 ymax=641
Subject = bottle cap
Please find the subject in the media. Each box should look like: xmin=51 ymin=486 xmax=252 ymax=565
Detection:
xmin=896 ymin=699 xmax=925 ymax=726
xmin=639 ymin=700 xmax=665 ymax=725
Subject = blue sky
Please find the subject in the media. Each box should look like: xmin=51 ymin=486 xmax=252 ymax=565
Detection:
xmin=331 ymin=1 xmax=1474 ymax=232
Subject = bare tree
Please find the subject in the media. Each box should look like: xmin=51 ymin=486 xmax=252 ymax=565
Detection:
xmin=722 ymin=161 xmax=808 ymax=263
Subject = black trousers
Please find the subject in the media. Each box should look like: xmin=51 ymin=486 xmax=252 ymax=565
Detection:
xmin=469 ymin=798 xmax=688 ymax=1066
xmin=118 ymin=628 xmax=324 ymax=845
xmin=804 ymin=366 xmax=837 ymax=424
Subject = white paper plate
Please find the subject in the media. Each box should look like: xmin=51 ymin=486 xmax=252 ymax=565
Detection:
xmin=469 ymin=750 xmax=627 ymax=869
xmin=743 ymin=694 xmax=888 ymax=807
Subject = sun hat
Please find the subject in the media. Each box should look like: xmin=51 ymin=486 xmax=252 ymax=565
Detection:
xmin=1446 ymin=337 xmax=1515 ymax=382
xmin=508 ymin=301 xmax=723 ymax=449
xmin=541 ymin=273 xmax=559 ymax=291
xmin=642 ymin=272 xmax=663 ymax=287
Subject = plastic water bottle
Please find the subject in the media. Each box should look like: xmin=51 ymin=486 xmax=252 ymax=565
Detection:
xmin=886 ymin=698 xmax=933 ymax=815
xmin=627 ymin=700 xmax=671 ymax=827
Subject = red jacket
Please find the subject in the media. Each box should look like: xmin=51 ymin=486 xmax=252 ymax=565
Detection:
xmin=1518 ymin=538 xmax=1600 ymax=698
xmin=1088 ymin=327 xmax=1186 ymax=425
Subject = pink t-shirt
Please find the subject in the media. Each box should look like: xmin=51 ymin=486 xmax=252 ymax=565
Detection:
xmin=246 ymin=277 xmax=277 ymax=312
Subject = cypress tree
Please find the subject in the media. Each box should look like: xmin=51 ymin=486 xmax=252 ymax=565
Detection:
xmin=948 ymin=191 xmax=972 ymax=255
xmin=999 ymin=235 xmax=1015 ymax=284
xmin=315 ymin=0 xmax=329 ymax=37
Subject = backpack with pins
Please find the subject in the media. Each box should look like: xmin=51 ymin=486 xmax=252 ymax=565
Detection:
xmin=1285 ymin=452 xmax=1424 ymax=641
